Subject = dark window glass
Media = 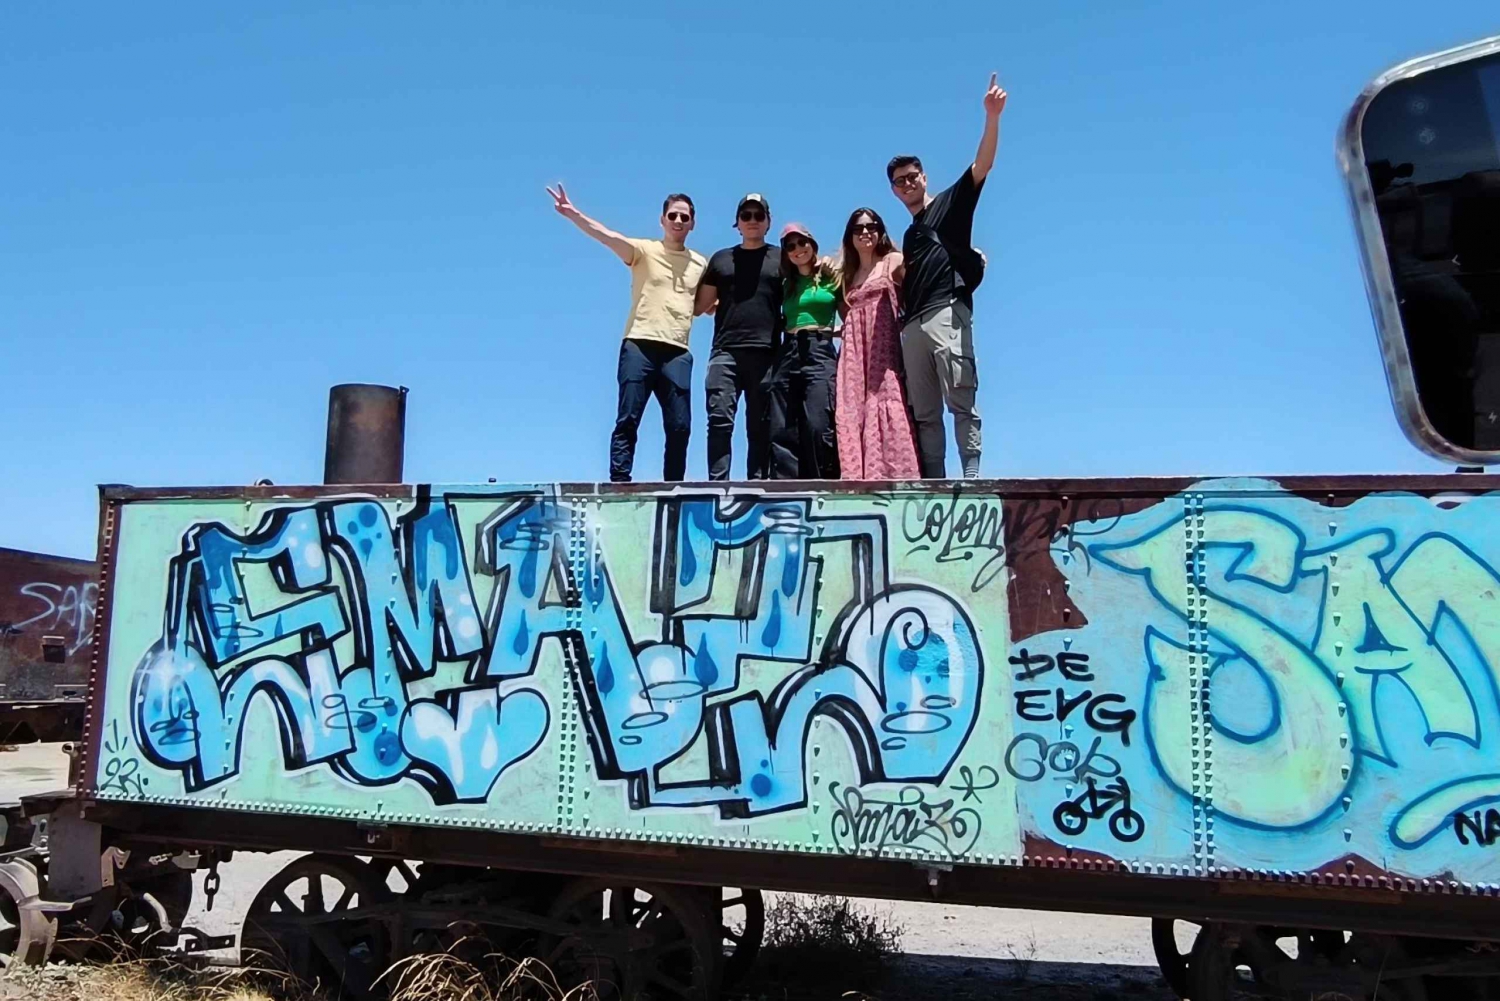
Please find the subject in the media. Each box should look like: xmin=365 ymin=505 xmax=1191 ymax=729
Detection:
xmin=1363 ymin=54 xmax=1500 ymax=451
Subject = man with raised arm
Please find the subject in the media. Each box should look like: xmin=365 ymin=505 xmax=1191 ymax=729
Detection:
xmin=694 ymin=193 xmax=782 ymax=481
xmin=888 ymin=74 xmax=1008 ymax=480
xmin=548 ymin=184 xmax=708 ymax=483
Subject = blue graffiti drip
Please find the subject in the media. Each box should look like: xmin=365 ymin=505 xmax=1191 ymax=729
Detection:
xmin=781 ymin=542 xmax=800 ymax=596
xmin=693 ymin=635 xmax=718 ymax=688
xmin=679 ymin=521 xmax=697 ymax=586
xmin=762 ymin=591 xmax=782 ymax=648
xmin=519 ymin=544 xmax=537 ymax=599
xmin=596 ymin=645 xmax=615 ymax=696
xmin=513 ymin=610 xmax=530 ymax=656
xmin=359 ymin=504 xmax=378 ymax=528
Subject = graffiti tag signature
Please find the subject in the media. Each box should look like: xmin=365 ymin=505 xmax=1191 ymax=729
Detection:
xmin=829 ymin=782 xmax=981 ymax=858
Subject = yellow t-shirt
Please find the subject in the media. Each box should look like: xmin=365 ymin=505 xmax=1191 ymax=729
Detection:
xmin=622 ymin=238 xmax=707 ymax=350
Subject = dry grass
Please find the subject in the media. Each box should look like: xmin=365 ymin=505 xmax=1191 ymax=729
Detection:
xmin=0 ymin=961 xmax=298 ymax=1001
xmin=383 ymin=948 xmax=597 ymax=1001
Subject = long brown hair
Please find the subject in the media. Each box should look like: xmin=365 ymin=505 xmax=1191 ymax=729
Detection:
xmin=840 ymin=207 xmax=896 ymax=289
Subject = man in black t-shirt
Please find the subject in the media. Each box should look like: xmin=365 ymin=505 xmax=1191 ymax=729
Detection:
xmin=694 ymin=193 xmax=783 ymax=480
xmin=889 ymin=74 xmax=1008 ymax=479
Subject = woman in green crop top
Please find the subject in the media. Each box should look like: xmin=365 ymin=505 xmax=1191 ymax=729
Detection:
xmin=768 ymin=222 xmax=842 ymax=479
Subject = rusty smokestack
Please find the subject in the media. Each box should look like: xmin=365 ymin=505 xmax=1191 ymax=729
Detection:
xmin=324 ymin=384 xmax=407 ymax=484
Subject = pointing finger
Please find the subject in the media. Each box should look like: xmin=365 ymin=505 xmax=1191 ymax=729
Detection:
xmin=989 ymin=72 xmax=997 ymax=90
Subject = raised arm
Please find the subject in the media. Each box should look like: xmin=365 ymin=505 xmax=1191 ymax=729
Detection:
xmin=971 ymin=73 xmax=1008 ymax=184
xmin=547 ymin=184 xmax=637 ymax=265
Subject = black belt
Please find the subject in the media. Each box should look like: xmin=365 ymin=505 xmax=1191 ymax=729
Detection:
xmin=787 ymin=326 xmax=835 ymax=338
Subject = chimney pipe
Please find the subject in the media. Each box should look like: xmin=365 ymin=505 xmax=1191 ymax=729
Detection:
xmin=324 ymin=384 xmax=407 ymax=484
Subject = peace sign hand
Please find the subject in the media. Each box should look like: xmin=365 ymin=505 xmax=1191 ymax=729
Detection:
xmin=546 ymin=183 xmax=579 ymax=218
xmin=983 ymin=73 xmax=1008 ymax=117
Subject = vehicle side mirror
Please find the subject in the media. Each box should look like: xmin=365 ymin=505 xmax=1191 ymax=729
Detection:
xmin=1340 ymin=35 xmax=1500 ymax=463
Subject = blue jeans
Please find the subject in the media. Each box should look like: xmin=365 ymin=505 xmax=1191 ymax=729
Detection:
xmin=611 ymin=339 xmax=692 ymax=482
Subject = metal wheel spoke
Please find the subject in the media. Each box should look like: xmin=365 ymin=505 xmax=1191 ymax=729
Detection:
xmin=639 ymin=901 xmax=667 ymax=928
xmin=303 ymin=877 xmax=327 ymax=914
xmin=273 ymin=890 xmax=297 ymax=914
xmin=333 ymin=886 xmax=355 ymax=912
xmin=721 ymin=894 xmax=744 ymax=909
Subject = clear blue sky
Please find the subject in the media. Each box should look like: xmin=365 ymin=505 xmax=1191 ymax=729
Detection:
xmin=4 ymin=3 xmax=1497 ymax=559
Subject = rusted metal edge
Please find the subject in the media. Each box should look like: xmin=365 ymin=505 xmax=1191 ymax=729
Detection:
xmin=0 ymin=546 xmax=94 ymax=567
xmin=94 ymin=474 xmax=1500 ymax=504
xmin=79 ymin=492 xmax=122 ymax=798
xmin=87 ymin=800 xmax=1499 ymax=940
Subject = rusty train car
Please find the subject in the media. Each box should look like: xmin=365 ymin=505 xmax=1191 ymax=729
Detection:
xmin=7 ymin=33 xmax=1500 ymax=1001
xmin=4 ymin=474 xmax=1500 ymax=1001
xmin=0 ymin=546 xmax=97 ymax=744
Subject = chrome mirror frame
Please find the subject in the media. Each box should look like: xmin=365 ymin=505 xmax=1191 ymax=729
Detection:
xmin=1338 ymin=33 xmax=1500 ymax=466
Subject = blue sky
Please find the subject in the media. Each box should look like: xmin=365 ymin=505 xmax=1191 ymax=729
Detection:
xmin=4 ymin=3 xmax=1498 ymax=559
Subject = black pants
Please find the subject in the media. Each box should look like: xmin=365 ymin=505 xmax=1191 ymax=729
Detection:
xmin=611 ymin=339 xmax=692 ymax=483
xmin=705 ymin=347 xmax=774 ymax=481
xmin=769 ymin=331 xmax=839 ymax=479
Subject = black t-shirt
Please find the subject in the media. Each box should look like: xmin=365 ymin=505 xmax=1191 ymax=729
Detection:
xmin=900 ymin=166 xmax=985 ymax=322
xmin=701 ymin=245 xmax=783 ymax=351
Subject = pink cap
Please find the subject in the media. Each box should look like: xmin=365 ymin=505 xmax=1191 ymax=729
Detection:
xmin=779 ymin=222 xmax=816 ymax=247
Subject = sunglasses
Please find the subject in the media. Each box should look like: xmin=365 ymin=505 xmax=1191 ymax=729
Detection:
xmin=666 ymin=211 xmax=692 ymax=223
xmin=852 ymin=222 xmax=882 ymax=234
xmin=891 ymin=173 xmax=922 ymax=188
xmin=738 ymin=209 xmax=767 ymax=222
xmin=784 ymin=237 xmax=813 ymax=251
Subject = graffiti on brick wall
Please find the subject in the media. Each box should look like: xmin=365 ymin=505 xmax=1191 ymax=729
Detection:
xmin=129 ymin=490 xmax=983 ymax=817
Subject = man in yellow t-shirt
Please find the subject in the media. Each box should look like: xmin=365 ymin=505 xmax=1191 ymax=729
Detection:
xmin=548 ymin=184 xmax=709 ymax=482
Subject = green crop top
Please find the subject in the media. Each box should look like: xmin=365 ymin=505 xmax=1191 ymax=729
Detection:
xmin=784 ymin=273 xmax=839 ymax=330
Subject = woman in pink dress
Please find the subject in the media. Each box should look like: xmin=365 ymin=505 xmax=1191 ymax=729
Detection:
xmin=835 ymin=208 xmax=920 ymax=479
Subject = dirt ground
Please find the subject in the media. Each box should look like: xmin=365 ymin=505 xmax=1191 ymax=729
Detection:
xmin=1 ymin=743 xmax=1175 ymax=1000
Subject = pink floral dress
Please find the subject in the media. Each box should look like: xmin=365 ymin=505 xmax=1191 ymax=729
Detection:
xmin=836 ymin=256 xmax=920 ymax=479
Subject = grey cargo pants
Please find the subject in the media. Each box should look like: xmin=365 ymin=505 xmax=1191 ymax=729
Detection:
xmin=900 ymin=301 xmax=982 ymax=479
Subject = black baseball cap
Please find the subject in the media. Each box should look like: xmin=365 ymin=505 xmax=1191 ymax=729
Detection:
xmin=735 ymin=193 xmax=770 ymax=220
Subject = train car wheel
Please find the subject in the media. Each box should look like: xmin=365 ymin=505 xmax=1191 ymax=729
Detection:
xmin=543 ymin=878 xmax=719 ymax=1000
xmin=0 ymin=858 xmax=56 ymax=968
xmin=719 ymin=887 xmax=764 ymax=985
xmin=1188 ymin=922 xmax=1428 ymax=1000
xmin=1186 ymin=923 xmax=1262 ymax=1001
xmin=240 ymin=854 xmax=394 ymax=1000
xmin=1151 ymin=918 xmax=1196 ymax=998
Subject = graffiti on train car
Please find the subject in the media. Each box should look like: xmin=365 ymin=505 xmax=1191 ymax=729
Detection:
xmin=1010 ymin=487 xmax=1500 ymax=875
xmin=10 ymin=580 xmax=97 ymax=656
xmin=128 ymin=491 xmax=984 ymax=816
xmin=97 ymin=480 xmax=1500 ymax=879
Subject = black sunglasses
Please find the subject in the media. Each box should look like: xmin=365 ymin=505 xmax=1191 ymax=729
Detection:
xmin=852 ymin=222 xmax=882 ymax=234
xmin=784 ymin=237 xmax=813 ymax=251
xmin=891 ymin=172 xmax=922 ymax=188
xmin=738 ymin=209 xmax=767 ymax=222
xmin=666 ymin=211 xmax=692 ymax=223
